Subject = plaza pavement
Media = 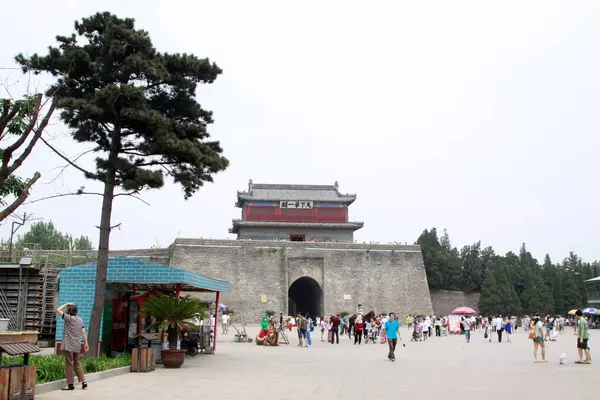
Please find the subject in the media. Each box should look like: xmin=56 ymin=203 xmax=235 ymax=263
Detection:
xmin=37 ymin=326 xmax=599 ymax=399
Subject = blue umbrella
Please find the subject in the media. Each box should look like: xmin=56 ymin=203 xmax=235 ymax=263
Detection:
xmin=219 ymin=303 xmax=228 ymax=311
xmin=582 ymin=307 xmax=597 ymax=314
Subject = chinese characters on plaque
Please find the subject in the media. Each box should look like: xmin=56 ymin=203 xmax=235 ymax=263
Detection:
xmin=280 ymin=201 xmax=313 ymax=209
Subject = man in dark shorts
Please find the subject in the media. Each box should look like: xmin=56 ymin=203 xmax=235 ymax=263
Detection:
xmin=575 ymin=310 xmax=591 ymax=364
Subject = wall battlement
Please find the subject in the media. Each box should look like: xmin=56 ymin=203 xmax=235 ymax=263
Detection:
xmin=173 ymin=238 xmax=422 ymax=252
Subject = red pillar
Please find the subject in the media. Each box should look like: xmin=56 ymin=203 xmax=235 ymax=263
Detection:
xmin=176 ymin=283 xmax=181 ymax=298
xmin=213 ymin=291 xmax=220 ymax=352
xmin=137 ymin=299 xmax=142 ymax=336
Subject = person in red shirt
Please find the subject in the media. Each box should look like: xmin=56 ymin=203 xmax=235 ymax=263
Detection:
xmin=354 ymin=314 xmax=364 ymax=345
xmin=330 ymin=314 xmax=341 ymax=344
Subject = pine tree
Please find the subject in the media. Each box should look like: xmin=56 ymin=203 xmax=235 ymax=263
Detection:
xmin=461 ymin=242 xmax=484 ymax=292
xmin=17 ymin=12 xmax=229 ymax=356
xmin=439 ymin=229 xmax=463 ymax=290
xmin=417 ymin=229 xmax=444 ymax=289
xmin=562 ymin=271 xmax=582 ymax=310
xmin=478 ymin=267 xmax=501 ymax=315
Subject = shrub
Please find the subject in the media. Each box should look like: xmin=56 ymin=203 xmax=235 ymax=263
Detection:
xmin=5 ymin=354 xmax=131 ymax=384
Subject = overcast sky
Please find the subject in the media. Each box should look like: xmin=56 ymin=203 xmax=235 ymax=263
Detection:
xmin=0 ymin=1 xmax=599 ymax=263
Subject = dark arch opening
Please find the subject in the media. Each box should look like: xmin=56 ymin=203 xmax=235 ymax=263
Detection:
xmin=288 ymin=277 xmax=323 ymax=318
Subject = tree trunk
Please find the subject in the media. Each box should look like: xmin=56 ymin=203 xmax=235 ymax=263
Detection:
xmin=167 ymin=326 xmax=178 ymax=350
xmin=87 ymin=165 xmax=117 ymax=357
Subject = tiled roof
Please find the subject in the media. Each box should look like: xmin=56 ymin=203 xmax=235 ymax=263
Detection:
xmin=236 ymin=180 xmax=356 ymax=206
xmin=230 ymin=220 xmax=364 ymax=233
xmin=0 ymin=342 xmax=40 ymax=355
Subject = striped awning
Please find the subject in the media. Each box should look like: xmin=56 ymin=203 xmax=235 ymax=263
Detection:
xmin=0 ymin=342 xmax=40 ymax=355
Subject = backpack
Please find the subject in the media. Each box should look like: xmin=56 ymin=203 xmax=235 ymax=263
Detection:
xmin=528 ymin=324 xmax=537 ymax=340
xmin=301 ymin=318 xmax=308 ymax=331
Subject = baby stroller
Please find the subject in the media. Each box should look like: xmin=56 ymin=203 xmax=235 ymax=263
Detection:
xmin=411 ymin=323 xmax=423 ymax=342
xmin=364 ymin=327 xmax=377 ymax=344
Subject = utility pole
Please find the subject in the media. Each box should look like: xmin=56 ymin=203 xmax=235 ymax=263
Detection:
xmin=8 ymin=212 xmax=41 ymax=259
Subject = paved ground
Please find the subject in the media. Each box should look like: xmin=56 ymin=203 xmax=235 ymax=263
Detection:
xmin=38 ymin=326 xmax=599 ymax=399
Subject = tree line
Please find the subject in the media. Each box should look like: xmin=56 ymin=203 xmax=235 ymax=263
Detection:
xmin=417 ymin=228 xmax=598 ymax=316
xmin=17 ymin=221 xmax=93 ymax=250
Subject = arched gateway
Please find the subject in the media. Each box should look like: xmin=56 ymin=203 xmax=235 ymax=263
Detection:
xmin=288 ymin=277 xmax=323 ymax=318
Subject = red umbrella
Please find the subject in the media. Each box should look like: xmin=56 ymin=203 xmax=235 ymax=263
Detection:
xmin=452 ymin=307 xmax=477 ymax=315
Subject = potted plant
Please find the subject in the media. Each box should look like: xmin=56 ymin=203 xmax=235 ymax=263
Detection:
xmin=143 ymin=294 xmax=205 ymax=368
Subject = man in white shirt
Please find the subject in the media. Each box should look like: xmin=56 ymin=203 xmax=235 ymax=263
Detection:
xmin=221 ymin=313 xmax=229 ymax=334
xmin=494 ymin=315 xmax=504 ymax=343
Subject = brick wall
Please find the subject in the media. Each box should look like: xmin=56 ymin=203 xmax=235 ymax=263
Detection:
xmin=429 ymin=289 xmax=481 ymax=316
xmin=170 ymin=239 xmax=433 ymax=322
xmin=56 ymin=256 xmax=228 ymax=342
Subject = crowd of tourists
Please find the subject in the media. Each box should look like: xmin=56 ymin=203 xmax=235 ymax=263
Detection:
xmin=276 ymin=305 xmax=592 ymax=365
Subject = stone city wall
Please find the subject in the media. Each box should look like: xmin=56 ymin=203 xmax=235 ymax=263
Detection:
xmin=169 ymin=239 xmax=433 ymax=322
xmin=429 ymin=289 xmax=481 ymax=316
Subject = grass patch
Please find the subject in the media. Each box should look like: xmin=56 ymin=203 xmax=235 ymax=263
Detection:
xmin=4 ymin=355 xmax=131 ymax=384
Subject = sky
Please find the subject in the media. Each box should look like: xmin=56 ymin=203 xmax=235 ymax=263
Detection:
xmin=0 ymin=1 xmax=599 ymax=263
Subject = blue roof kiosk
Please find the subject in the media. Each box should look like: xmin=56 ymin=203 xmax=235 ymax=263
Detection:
xmin=55 ymin=256 xmax=231 ymax=356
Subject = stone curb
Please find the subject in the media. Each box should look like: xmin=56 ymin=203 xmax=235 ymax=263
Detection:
xmin=36 ymin=366 xmax=130 ymax=395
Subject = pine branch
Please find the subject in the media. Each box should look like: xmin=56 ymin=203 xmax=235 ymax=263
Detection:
xmin=0 ymin=171 xmax=41 ymax=222
xmin=39 ymin=136 xmax=102 ymax=181
xmin=24 ymin=189 xmax=150 ymax=206
xmin=0 ymin=99 xmax=21 ymax=134
xmin=0 ymin=97 xmax=57 ymax=182
xmin=0 ymin=95 xmax=43 ymax=181
xmin=46 ymin=147 xmax=96 ymax=184
xmin=113 ymin=191 xmax=151 ymax=206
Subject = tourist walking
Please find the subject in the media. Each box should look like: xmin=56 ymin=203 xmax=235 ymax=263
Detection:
xmin=380 ymin=313 xmax=388 ymax=343
xmin=320 ymin=316 xmax=327 ymax=342
xmin=354 ymin=313 xmax=364 ymax=344
xmin=330 ymin=313 xmax=341 ymax=344
xmin=297 ymin=313 xmax=308 ymax=347
xmin=435 ymin=317 xmax=442 ymax=337
xmin=385 ymin=313 xmax=401 ymax=361
xmin=461 ymin=316 xmax=471 ymax=343
xmin=221 ymin=312 xmax=229 ymax=335
xmin=56 ymin=303 xmax=88 ymax=391
xmin=530 ymin=314 xmax=547 ymax=363
xmin=422 ymin=316 xmax=430 ymax=341
xmin=306 ymin=315 xmax=313 ymax=347
xmin=575 ymin=310 xmax=591 ymax=364
xmin=504 ymin=316 xmax=512 ymax=342
xmin=494 ymin=315 xmax=503 ymax=343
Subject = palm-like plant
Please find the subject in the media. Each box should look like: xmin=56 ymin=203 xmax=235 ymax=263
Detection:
xmin=142 ymin=294 xmax=206 ymax=349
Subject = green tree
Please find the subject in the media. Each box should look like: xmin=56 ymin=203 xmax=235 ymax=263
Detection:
xmin=542 ymin=255 xmax=565 ymax=315
xmin=562 ymin=271 xmax=582 ymax=310
xmin=18 ymin=12 xmax=229 ymax=356
xmin=417 ymin=228 xmax=444 ymax=289
xmin=0 ymin=95 xmax=56 ymax=220
xmin=72 ymin=235 xmax=93 ymax=250
xmin=439 ymin=229 xmax=463 ymax=290
xmin=494 ymin=261 xmax=522 ymax=315
xmin=460 ymin=242 xmax=483 ymax=292
xmin=478 ymin=266 xmax=501 ymax=315
xmin=18 ymin=221 xmax=93 ymax=250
